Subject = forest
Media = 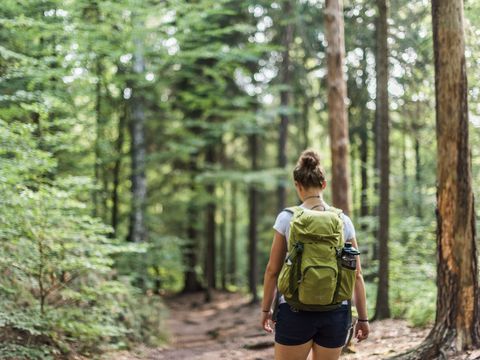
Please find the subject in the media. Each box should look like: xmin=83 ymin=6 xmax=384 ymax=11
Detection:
xmin=1 ymin=0 xmax=479 ymax=359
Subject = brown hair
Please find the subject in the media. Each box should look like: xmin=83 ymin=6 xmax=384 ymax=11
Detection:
xmin=293 ymin=149 xmax=326 ymax=189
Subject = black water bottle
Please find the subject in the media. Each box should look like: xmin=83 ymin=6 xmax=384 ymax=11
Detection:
xmin=340 ymin=242 xmax=360 ymax=270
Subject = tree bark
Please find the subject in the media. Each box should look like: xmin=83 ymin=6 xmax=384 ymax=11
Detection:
xmin=127 ymin=38 xmax=147 ymax=244
xmin=392 ymin=0 xmax=479 ymax=357
xmin=324 ymin=0 xmax=352 ymax=215
xmin=414 ymin=120 xmax=422 ymax=218
xmin=248 ymin=134 xmax=259 ymax=303
xmin=374 ymin=0 xmax=391 ymax=320
xmin=111 ymin=101 xmax=127 ymax=236
xmin=277 ymin=0 xmax=293 ymax=212
xmin=93 ymin=56 xmax=103 ymax=219
xmin=302 ymin=96 xmax=310 ymax=150
xmin=359 ymin=113 xmax=369 ymax=221
xmin=220 ymin=190 xmax=227 ymax=291
xmin=229 ymin=182 xmax=238 ymax=286
xmin=204 ymin=145 xmax=216 ymax=302
xmin=182 ymin=157 xmax=203 ymax=293
xmin=402 ymin=129 xmax=408 ymax=210
xmin=359 ymin=48 xmax=369 ymax=226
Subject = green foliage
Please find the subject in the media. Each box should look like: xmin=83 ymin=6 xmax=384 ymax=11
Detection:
xmin=404 ymin=287 xmax=436 ymax=328
xmin=0 ymin=0 xmax=479 ymax=356
xmin=389 ymin=215 xmax=436 ymax=327
xmin=0 ymin=120 xmax=162 ymax=356
xmin=0 ymin=344 xmax=54 ymax=360
xmin=117 ymin=288 xmax=168 ymax=347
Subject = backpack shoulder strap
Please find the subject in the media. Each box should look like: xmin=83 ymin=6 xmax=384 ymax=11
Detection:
xmin=282 ymin=206 xmax=297 ymax=215
xmin=325 ymin=206 xmax=345 ymax=245
xmin=325 ymin=205 xmax=343 ymax=217
xmin=282 ymin=206 xmax=301 ymax=249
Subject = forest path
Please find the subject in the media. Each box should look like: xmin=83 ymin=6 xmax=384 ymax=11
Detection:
xmin=103 ymin=291 xmax=476 ymax=360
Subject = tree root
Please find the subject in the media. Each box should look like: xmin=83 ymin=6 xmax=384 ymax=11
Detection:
xmin=388 ymin=329 xmax=456 ymax=360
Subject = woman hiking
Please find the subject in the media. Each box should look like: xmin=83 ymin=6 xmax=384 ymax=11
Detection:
xmin=261 ymin=149 xmax=369 ymax=360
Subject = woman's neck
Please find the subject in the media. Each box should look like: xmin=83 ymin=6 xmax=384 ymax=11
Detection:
xmin=301 ymin=193 xmax=326 ymax=209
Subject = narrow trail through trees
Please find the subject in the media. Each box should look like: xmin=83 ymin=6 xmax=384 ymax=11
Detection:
xmin=100 ymin=292 xmax=480 ymax=360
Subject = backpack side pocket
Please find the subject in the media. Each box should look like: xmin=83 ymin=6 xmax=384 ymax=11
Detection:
xmin=277 ymin=252 xmax=299 ymax=298
xmin=277 ymin=261 xmax=293 ymax=297
xmin=334 ymin=266 xmax=356 ymax=302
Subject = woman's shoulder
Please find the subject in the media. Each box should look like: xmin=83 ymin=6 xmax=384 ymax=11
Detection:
xmin=275 ymin=208 xmax=294 ymax=221
xmin=339 ymin=212 xmax=352 ymax=222
xmin=325 ymin=205 xmax=355 ymax=235
xmin=338 ymin=212 xmax=356 ymax=240
xmin=273 ymin=208 xmax=294 ymax=236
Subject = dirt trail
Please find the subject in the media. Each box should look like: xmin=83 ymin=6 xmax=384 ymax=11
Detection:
xmin=104 ymin=291 xmax=480 ymax=360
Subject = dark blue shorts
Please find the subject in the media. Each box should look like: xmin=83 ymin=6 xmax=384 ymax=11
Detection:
xmin=274 ymin=303 xmax=351 ymax=348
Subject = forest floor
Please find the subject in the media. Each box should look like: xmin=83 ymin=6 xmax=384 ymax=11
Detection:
xmin=104 ymin=291 xmax=480 ymax=360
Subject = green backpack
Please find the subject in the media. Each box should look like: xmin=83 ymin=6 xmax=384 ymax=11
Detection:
xmin=277 ymin=206 xmax=357 ymax=311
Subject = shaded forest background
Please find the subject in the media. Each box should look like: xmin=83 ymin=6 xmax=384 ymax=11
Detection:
xmin=1 ymin=0 xmax=479 ymax=358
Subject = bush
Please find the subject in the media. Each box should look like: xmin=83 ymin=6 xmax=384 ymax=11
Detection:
xmin=0 ymin=120 xmax=166 ymax=358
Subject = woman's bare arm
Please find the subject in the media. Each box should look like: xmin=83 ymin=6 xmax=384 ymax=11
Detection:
xmin=261 ymin=230 xmax=287 ymax=332
xmin=350 ymin=237 xmax=369 ymax=341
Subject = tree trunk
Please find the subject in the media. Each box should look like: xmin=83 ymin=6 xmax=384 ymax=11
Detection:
xmin=183 ymin=158 xmax=203 ymax=293
xmin=204 ymin=145 xmax=216 ymax=302
xmin=402 ymin=129 xmax=408 ymax=210
xmin=277 ymin=0 xmax=293 ymax=212
xmin=302 ymin=96 xmax=310 ymax=150
xmin=393 ymin=0 xmax=479 ymax=357
xmin=350 ymin=144 xmax=357 ymax=219
xmin=93 ymin=57 xmax=103 ymax=219
xmin=374 ymin=0 xmax=391 ymax=320
xmin=414 ymin=126 xmax=422 ymax=218
xmin=220 ymin=190 xmax=227 ymax=291
xmin=359 ymin=114 xmax=369 ymax=222
xmin=324 ymin=0 xmax=351 ymax=215
xmin=229 ymin=182 xmax=238 ymax=286
xmin=359 ymin=49 xmax=369 ymax=226
xmin=111 ymin=101 xmax=127 ymax=236
xmin=248 ymin=134 xmax=260 ymax=303
xmin=127 ymin=38 xmax=147 ymax=244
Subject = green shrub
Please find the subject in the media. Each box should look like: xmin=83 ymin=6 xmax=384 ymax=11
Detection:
xmin=0 ymin=120 xmax=166 ymax=358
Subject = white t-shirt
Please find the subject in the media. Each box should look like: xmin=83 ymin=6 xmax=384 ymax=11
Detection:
xmin=272 ymin=204 xmax=356 ymax=306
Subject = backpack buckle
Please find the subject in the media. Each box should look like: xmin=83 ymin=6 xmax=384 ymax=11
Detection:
xmin=294 ymin=242 xmax=304 ymax=254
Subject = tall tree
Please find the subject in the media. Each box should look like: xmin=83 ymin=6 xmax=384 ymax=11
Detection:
xmin=183 ymin=157 xmax=203 ymax=293
xmin=373 ymin=0 xmax=391 ymax=320
xmin=111 ymin=101 xmax=127 ymax=236
xmin=128 ymin=36 xmax=148 ymax=243
xmin=248 ymin=133 xmax=260 ymax=303
xmin=229 ymin=182 xmax=238 ymax=286
xmin=412 ymin=110 xmax=423 ymax=218
xmin=324 ymin=0 xmax=351 ymax=215
xmin=396 ymin=0 xmax=479 ymax=357
xmin=219 ymin=185 xmax=227 ymax=291
xmin=93 ymin=55 xmax=104 ymax=218
xmin=277 ymin=0 xmax=294 ymax=212
xmin=204 ymin=145 xmax=217 ymax=302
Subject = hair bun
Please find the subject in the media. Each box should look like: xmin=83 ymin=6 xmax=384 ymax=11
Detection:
xmin=300 ymin=151 xmax=320 ymax=169
xmin=293 ymin=149 xmax=325 ymax=188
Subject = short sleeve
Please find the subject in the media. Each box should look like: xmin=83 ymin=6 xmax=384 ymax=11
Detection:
xmin=273 ymin=210 xmax=293 ymax=237
xmin=340 ymin=213 xmax=356 ymax=241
